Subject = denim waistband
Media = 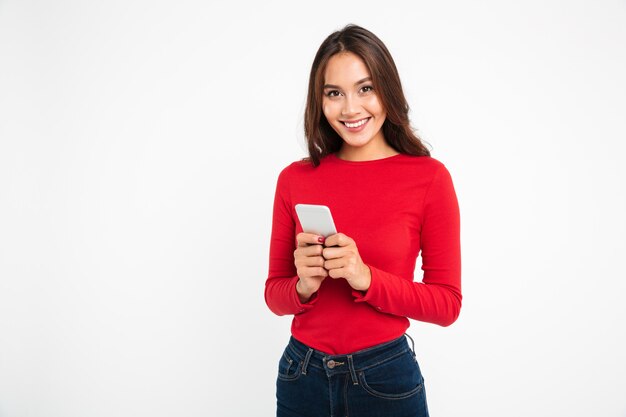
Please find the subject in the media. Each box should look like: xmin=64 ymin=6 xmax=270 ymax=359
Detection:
xmin=285 ymin=334 xmax=416 ymax=383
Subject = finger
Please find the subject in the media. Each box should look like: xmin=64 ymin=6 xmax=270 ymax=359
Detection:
xmin=297 ymin=232 xmax=326 ymax=247
xmin=324 ymin=258 xmax=344 ymax=270
xmin=303 ymin=267 xmax=328 ymax=278
xmin=294 ymin=247 xmax=323 ymax=264
xmin=300 ymin=244 xmax=324 ymax=257
xmin=322 ymin=246 xmax=345 ymax=260
xmin=303 ymin=256 xmax=325 ymax=268
xmin=324 ymin=233 xmax=352 ymax=248
xmin=295 ymin=255 xmax=324 ymax=270
xmin=328 ymin=267 xmax=345 ymax=279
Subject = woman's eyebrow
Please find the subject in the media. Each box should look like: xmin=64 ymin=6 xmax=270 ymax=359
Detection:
xmin=323 ymin=77 xmax=372 ymax=89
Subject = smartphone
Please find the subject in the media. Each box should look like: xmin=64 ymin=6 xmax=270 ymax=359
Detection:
xmin=294 ymin=204 xmax=337 ymax=238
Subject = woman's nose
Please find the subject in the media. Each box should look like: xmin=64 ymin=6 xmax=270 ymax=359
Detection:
xmin=341 ymin=95 xmax=360 ymax=117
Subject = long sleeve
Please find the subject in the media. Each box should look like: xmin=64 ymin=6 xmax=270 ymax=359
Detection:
xmin=353 ymin=164 xmax=462 ymax=326
xmin=264 ymin=167 xmax=317 ymax=316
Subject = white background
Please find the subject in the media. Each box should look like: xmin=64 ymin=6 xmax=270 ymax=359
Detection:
xmin=1 ymin=1 xmax=625 ymax=416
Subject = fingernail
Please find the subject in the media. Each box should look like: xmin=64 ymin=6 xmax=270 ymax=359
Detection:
xmin=318 ymin=236 xmax=325 ymax=243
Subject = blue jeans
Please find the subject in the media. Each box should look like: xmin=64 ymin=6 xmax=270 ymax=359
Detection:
xmin=276 ymin=335 xmax=429 ymax=417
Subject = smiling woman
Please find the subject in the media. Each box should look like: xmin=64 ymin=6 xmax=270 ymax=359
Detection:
xmin=321 ymin=54 xmax=391 ymax=160
xmin=265 ymin=24 xmax=461 ymax=417
xmin=303 ymin=24 xmax=431 ymax=166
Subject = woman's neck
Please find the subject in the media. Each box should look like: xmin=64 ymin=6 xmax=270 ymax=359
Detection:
xmin=336 ymin=142 xmax=399 ymax=162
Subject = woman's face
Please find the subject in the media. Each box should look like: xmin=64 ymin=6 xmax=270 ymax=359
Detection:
xmin=322 ymin=52 xmax=387 ymax=157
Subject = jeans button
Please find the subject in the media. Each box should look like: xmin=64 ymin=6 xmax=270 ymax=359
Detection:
xmin=327 ymin=360 xmax=336 ymax=369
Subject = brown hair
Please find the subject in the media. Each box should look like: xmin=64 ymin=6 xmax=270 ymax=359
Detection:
xmin=304 ymin=24 xmax=430 ymax=166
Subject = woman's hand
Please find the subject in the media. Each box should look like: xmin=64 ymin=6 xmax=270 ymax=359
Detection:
xmin=294 ymin=233 xmax=328 ymax=303
xmin=323 ymin=233 xmax=371 ymax=292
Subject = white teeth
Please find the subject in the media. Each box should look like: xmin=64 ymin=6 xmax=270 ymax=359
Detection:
xmin=344 ymin=118 xmax=368 ymax=128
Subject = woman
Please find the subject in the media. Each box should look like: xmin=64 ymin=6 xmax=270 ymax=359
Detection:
xmin=265 ymin=24 xmax=461 ymax=417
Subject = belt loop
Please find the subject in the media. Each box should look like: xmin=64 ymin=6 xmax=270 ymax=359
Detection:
xmin=301 ymin=348 xmax=314 ymax=375
xmin=347 ymin=355 xmax=359 ymax=385
xmin=404 ymin=333 xmax=416 ymax=356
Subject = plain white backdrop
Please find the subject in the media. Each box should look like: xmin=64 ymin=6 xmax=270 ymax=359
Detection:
xmin=1 ymin=1 xmax=625 ymax=416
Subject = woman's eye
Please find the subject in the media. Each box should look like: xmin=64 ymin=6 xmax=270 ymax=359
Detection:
xmin=325 ymin=90 xmax=341 ymax=97
xmin=360 ymin=85 xmax=374 ymax=93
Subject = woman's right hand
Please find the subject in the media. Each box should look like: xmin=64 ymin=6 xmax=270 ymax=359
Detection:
xmin=294 ymin=233 xmax=328 ymax=303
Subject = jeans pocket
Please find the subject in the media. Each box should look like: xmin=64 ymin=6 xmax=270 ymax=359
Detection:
xmin=277 ymin=348 xmax=302 ymax=382
xmin=358 ymin=351 xmax=424 ymax=400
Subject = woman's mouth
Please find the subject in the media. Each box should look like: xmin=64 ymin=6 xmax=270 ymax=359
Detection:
xmin=341 ymin=117 xmax=370 ymax=132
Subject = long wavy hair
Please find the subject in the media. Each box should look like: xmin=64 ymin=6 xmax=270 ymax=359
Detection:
xmin=304 ymin=24 xmax=430 ymax=166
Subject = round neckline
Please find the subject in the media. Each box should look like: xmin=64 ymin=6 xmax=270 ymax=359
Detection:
xmin=326 ymin=152 xmax=406 ymax=165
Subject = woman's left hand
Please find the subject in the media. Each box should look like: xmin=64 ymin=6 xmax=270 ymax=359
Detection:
xmin=322 ymin=233 xmax=371 ymax=292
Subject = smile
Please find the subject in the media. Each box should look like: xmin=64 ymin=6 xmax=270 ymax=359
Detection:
xmin=341 ymin=117 xmax=370 ymax=128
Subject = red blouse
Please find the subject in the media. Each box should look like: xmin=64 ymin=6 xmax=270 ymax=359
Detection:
xmin=265 ymin=153 xmax=461 ymax=354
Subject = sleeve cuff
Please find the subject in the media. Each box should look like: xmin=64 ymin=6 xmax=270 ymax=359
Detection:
xmin=292 ymin=276 xmax=319 ymax=314
xmin=351 ymin=264 xmax=384 ymax=312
